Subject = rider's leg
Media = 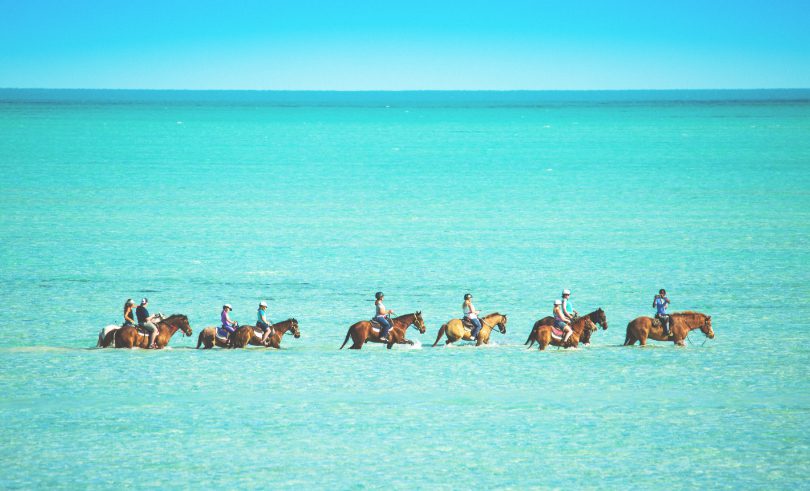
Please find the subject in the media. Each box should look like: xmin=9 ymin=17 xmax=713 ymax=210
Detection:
xmin=563 ymin=325 xmax=573 ymax=343
xmin=470 ymin=318 xmax=482 ymax=339
xmin=145 ymin=322 xmax=158 ymax=348
xmin=379 ymin=317 xmax=392 ymax=339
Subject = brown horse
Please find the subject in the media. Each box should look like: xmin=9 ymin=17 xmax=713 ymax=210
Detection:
xmin=227 ymin=319 xmax=301 ymax=349
xmin=339 ymin=312 xmax=426 ymax=350
xmin=625 ymin=311 xmax=713 ymax=346
xmin=432 ymin=313 xmax=508 ymax=346
xmin=525 ymin=308 xmax=608 ymax=350
xmin=105 ymin=314 xmax=193 ymax=349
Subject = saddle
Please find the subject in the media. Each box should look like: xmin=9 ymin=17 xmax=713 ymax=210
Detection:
xmin=369 ymin=318 xmax=386 ymax=332
xmin=652 ymin=316 xmax=669 ymax=329
xmin=550 ymin=326 xmax=564 ymax=341
xmin=461 ymin=317 xmax=475 ymax=331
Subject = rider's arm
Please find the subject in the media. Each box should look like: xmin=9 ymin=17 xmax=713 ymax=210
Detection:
xmin=652 ymin=296 xmax=658 ymax=309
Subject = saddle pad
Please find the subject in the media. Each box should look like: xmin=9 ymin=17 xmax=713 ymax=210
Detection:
xmin=551 ymin=327 xmax=564 ymax=339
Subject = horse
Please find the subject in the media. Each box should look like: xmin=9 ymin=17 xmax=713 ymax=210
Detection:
xmin=525 ymin=308 xmax=608 ymax=350
xmin=227 ymin=319 xmax=301 ymax=349
xmin=339 ymin=312 xmax=426 ymax=350
xmin=101 ymin=314 xmax=193 ymax=349
xmin=196 ymin=325 xmax=239 ymax=349
xmin=525 ymin=309 xmax=609 ymax=349
xmin=432 ymin=313 xmax=508 ymax=346
xmin=624 ymin=311 xmax=713 ymax=346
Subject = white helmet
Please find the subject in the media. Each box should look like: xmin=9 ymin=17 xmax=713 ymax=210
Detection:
xmin=562 ymin=289 xmax=571 ymax=296
xmin=259 ymin=301 xmax=267 ymax=307
xmin=223 ymin=304 xmax=232 ymax=310
xmin=126 ymin=299 xmax=135 ymax=306
xmin=554 ymin=299 xmax=562 ymax=305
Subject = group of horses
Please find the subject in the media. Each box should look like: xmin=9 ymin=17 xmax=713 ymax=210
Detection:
xmin=96 ymin=308 xmax=714 ymax=351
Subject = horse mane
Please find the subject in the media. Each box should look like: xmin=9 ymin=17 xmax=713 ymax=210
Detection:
xmin=670 ymin=311 xmax=705 ymax=319
xmin=483 ymin=312 xmax=503 ymax=319
xmin=160 ymin=314 xmax=188 ymax=323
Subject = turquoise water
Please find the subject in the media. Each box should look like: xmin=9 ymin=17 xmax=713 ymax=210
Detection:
xmin=1 ymin=89 xmax=808 ymax=489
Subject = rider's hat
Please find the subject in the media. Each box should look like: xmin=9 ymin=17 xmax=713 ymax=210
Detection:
xmin=223 ymin=304 xmax=232 ymax=310
xmin=554 ymin=299 xmax=562 ymax=305
xmin=375 ymin=292 xmax=384 ymax=300
xmin=562 ymin=289 xmax=571 ymax=296
xmin=140 ymin=298 xmax=148 ymax=305
xmin=464 ymin=293 xmax=472 ymax=300
xmin=126 ymin=299 xmax=135 ymax=306
xmin=259 ymin=301 xmax=267 ymax=307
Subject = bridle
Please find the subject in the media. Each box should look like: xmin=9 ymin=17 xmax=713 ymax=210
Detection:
xmin=481 ymin=316 xmax=507 ymax=334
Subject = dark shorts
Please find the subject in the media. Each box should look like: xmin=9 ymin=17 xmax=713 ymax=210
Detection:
xmin=554 ymin=320 xmax=568 ymax=329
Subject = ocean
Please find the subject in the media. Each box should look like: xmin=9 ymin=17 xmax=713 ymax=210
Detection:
xmin=0 ymin=89 xmax=808 ymax=489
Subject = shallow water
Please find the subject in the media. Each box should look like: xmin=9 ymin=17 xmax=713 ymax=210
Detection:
xmin=1 ymin=90 xmax=808 ymax=489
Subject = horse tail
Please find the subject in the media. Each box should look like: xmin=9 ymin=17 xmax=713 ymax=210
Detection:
xmin=624 ymin=321 xmax=634 ymax=346
xmin=339 ymin=326 xmax=353 ymax=350
xmin=432 ymin=324 xmax=447 ymax=347
xmin=524 ymin=328 xmax=534 ymax=346
xmin=97 ymin=328 xmax=105 ymax=348
xmin=196 ymin=330 xmax=203 ymax=349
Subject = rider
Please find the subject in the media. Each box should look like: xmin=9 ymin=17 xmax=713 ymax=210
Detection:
xmin=653 ymin=288 xmax=672 ymax=337
xmin=220 ymin=304 xmax=238 ymax=340
xmin=375 ymin=292 xmax=394 ymax=342
xmin=554 ymin=299 xmax=573 ymax=344
xmin=463 ymin=293 xmax=483 ymax=340
xmin=561 ymin=289 xmax=578 ymax=321
xmin=256 ymin=300 xmax=274 ymax=345
xmin=136 ymin=298 xmax=159 ymax=349
xmin=123 ymin=299 xmax=136 ymax=327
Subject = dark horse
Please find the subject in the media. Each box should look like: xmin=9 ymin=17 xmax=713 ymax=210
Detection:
xmin=625 ymin=311 xmax=713 ymax=346
xmin=100 ymin=314 xmax=193 ymax=349
xmin=340 ymin=312 xmax=426 ymax=350
xmin=225 ymin=319 xmax=301 ymax=349
xmin=525 ymin=309 xmax=608 ymax=350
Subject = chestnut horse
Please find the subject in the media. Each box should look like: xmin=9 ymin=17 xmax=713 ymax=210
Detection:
xmin=525 ymin=308 xmax=608 ymax=350
xmin=525 ymin=309 xmax=608 ymax=349
xmin=340 ymin=312 xmax=426 ymax=350
xmin=625 ymin=311 xmax=713 ymax=346
xmin=432 ymin=313 xmax=508 ymax=346
xmin=103 ymin=314 xmax=193 ymax=349
xmin=226 ymin=319 xmax=301 ymax=349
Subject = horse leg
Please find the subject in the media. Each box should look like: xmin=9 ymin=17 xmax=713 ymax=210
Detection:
xmin=538 ymin=330 xmax=551 ymax=351
xmin=638 ymin=330 xmax=648 ymax=346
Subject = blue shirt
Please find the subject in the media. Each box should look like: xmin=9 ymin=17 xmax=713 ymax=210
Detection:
xmin=257 ymin=309 xmax=268 ymax=325
xmin=655 ymin=296 xmax=669 ymax=315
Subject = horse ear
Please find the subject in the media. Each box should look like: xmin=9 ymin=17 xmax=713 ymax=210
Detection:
xmin=707 ymin=315 xmax=711 ymax=319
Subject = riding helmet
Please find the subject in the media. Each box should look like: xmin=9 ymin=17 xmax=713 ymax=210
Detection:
xmin=464 ymin=293 xmax=472 ymax=300
xmin=375 ymin=292 xmax=384 ymax=300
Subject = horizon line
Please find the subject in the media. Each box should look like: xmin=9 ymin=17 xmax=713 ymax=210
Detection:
xmin=2 ymin=87 xmax=809 ymax=92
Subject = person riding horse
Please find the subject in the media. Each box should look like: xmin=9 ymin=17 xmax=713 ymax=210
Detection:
xmin=553 ymin=299 xmax=573 ymax=344
xmin=123 ymin=299 xmax=136 ymax=328
xmin=653 ymin=289 xmax=672 ymax=337
xmin=256 ymin=300 xmax=275 ymax=345
xmin=136 ymin=298 xmax=159 ymax=349
xmin=562 ymin=289 xmax=578 ymax=321
xmin=374 ymin=292 xmax=394 ymax=342
xmin=463 ymin=293 xmax=483 ymax=340
xmin=220 ymin=304 xmax=239 ymax=342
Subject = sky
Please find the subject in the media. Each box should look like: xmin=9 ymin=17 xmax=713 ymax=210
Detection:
xmin=0 ymin=0 xmax=808 ymax=90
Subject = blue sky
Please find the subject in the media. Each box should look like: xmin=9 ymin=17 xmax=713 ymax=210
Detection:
xmin=1 ymin=0 xmax=808 ymax=89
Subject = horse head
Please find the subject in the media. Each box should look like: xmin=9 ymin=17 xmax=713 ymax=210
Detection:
xmin=700 ymin=315 xmax=714 ymax=339
xmin=496 ymin=314 xmax=508 ymax=334
xmin=412 ymin=311 xmax=426 ymax=334
xmin=595 ymin=308 xmax=608 ymax=330
xmin=289 ymin=318 xmax=301 ymax=338
xmin=164 ymin=314 xmax=193 ymax=337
